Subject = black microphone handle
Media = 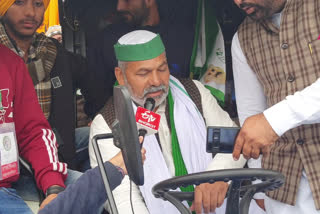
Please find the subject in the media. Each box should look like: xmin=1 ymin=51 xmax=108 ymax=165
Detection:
xmin=139 ymin=98 xmax=156 ymax=147
xmin=139 ymin=129 xmax=147 ymax=148
xmin=139 ymin=129 xmax=147 ymax=138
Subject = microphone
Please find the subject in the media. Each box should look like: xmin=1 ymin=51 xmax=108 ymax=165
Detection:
xmin=144 ymin=98 xmax=156 ymax=112
xmin=136 ymin=98 xmax=161 ymax=143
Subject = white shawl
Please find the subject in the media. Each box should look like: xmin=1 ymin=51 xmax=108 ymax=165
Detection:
xmin=138 ymin=76 xmax=212 ymax=213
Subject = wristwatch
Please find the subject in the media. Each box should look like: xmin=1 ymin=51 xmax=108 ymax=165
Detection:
xmin=45 ymin=185 xmax=65 ymax=197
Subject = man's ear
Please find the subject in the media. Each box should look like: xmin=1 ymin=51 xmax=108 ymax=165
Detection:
xmin=115 ymin=67 xmax=125 ymax=85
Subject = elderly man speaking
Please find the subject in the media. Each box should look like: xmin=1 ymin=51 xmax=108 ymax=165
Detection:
xmin=89 ymin=30 xmax=247 ymax=214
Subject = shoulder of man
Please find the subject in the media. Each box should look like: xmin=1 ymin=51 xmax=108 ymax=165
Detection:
xmin=35 ymin=33 xmax=67 ymax=55
xmin=239 ymin=16 xmax=257 ymax=28
xmin=238 ymin=16 xmax=260 ymax=41
xmin=98 ymin=97 xmax=115 ymax=128
xmin=0 ymin=44 xmax=25 ymax=73
xmin=0 ymin=44 xmax=20 ymax=61
xmin=178 ymin=78 xmax=204 ymax=117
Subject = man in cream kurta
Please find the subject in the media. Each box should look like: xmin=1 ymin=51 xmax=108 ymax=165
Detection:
xmin=89 ymin=30 xmax=247 ymax=214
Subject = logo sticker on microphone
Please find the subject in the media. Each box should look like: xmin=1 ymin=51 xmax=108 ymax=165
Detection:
xmin=136 ymin=107 xmax=161 ymax=131
xmin=141 ymin=111 xmax=157 ymax=123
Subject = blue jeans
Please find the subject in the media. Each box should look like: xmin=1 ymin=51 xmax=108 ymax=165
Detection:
xmin=74 ymin=127 xmax=90 ymax=172
xmin=12 ymin=169 xmax=82 ymax=202
xmin=0 ymin=188 xmax=33 ymax=214
xmin=0 ymin=169 xmax=83 ymax=213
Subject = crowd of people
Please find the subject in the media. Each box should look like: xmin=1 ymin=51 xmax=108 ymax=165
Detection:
xmin=0 ymin=0 xmax=319 ymax=214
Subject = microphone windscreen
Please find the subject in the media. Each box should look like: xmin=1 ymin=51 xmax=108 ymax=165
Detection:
xmin=144 ymin=98 xmax=155 ymax=111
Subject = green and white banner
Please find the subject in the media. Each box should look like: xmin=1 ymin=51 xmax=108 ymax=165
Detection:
xmin=190 ymin=0 xmax=226 ymax=107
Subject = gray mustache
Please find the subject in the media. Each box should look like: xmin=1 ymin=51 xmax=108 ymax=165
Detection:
xmin=143 ymin=85 xmax=167 ymax=96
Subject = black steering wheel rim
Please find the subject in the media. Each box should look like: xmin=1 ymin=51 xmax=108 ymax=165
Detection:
xmin=152 ymin=168 xmax=284 ymax=214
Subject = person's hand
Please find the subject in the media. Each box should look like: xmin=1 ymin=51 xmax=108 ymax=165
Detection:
xmin=39 ymin=194 xmax=58 ymax=210
xmin=255 ymin=199 xmax=265 ymax=211
xmin=190 ymin=182 xmax=228 ymax=214
xmin=109 ymin=137 xmax=146 ymax=175
xmin=233 ymin=113 xmax=279 ymax=160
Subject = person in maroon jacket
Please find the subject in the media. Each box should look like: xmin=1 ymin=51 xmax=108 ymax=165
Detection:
xmin=0 ymin=44 xmax=69 ymax=213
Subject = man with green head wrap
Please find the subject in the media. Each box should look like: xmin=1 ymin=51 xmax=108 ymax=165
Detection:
xmin=89 ymin=30 xmax=247 ymax=214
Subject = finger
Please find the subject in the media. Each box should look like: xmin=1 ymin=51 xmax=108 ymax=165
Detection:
xmin=202 ymin=187 xmax=211 ymax=213
xmin=190 ymin=203 xmax=195 ymax=211
xmin=242 ymin=142 xmax=252 ymax=159
xmin=141 ymin=147 xmax=146 ymax=155
xmin=139 ymin=136 xmax=144 ymax=144
xmin=251 ymin=146 xmax=261 ymax=159
xmin=193 ymin=188 xmax=203 ymax=214
xmin=140 ymin=148 xmax=146 ymax=161
xmin=217 ymin=189 xmax=226 ymax=208
xmin=233 ymin=134 xmax=245 ymax=160
xmin=210 ymin=189 xmax=218 ymax=213
xmin=39 ymin=194 xmax=58 ymax=210
xmin=217 ymin=184 xmax=228 ymax=208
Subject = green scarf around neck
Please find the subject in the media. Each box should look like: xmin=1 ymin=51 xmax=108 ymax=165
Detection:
xmin=168 ymin=89 xmax=194 ymax=193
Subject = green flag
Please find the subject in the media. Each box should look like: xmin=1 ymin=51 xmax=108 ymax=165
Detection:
xmin=190 ymin=0 xmax=226 ymax=107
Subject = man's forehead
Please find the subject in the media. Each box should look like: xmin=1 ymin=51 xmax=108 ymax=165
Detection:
xmin=126 ymin=54 xmax=167 ymax=70
xmin=15 ymin=0 xmax=51 ymax=6
xmin=6 ymin=0 xmax=50 ymax=8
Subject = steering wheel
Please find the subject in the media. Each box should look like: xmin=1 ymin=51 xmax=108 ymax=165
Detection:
xmin=152 ymin=168 xmax=284 ymax=214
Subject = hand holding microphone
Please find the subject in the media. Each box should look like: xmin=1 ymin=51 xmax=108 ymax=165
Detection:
xmin=110 ymin=138 xmax=147 ymax=175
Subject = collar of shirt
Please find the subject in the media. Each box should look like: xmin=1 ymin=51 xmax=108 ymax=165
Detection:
xmin=0 ymin=21 xmax=37 ymax=62
xmin=155 ymin=98 xmax=167 ymax=115
xmin=13 ymin=36 xmax=37 ymax=64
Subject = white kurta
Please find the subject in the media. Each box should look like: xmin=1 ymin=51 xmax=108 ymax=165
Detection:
xmin=89 ymin=80 xmax=247 ymax=214
xmin=232 ymin=12 xmax=320 ymax=214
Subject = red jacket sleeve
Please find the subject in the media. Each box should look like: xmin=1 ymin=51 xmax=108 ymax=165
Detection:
xmin=13 ymin=58 xmax=67 ymax=192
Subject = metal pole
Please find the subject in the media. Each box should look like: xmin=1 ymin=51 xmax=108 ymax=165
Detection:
xmin=92 ymin=134 xmax=119 ymax=214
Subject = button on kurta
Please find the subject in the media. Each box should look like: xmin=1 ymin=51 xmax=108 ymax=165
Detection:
xmin=281 ymin=43 xmax=289 ymax=49
xmin=287 ymin=75 xmax=295 ymax=82
xmin=296 ymin=139 xmax=304 ymax=145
